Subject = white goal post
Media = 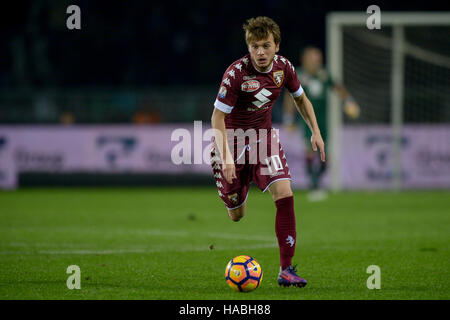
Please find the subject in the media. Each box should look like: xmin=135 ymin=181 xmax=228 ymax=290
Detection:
xmin=326 ymin=12 xmax=450 ymax=191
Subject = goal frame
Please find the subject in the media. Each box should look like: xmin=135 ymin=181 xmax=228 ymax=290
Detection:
xmin=326 ymin=11 xmax=450 ymax=191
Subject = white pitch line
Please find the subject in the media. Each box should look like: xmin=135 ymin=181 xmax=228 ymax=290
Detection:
xmin=205 ymin=232 xmax=274 ymax=242
xmin=0 ymin=243 xmax=277 ymax=255
xmin=0 ymin=229 xmax=277 ymax=255
xmin=2 ymin=229 xmax=275 ymax=244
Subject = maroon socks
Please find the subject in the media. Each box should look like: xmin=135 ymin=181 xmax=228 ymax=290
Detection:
xmin=275 ymin=196 xmax=297 ymax=270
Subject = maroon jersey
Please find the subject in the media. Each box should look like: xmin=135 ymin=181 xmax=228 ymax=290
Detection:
xmin=211 ymin=54 xmax=301 ymax=209
xmin=214 ymin=54 xmax=303 ymax=130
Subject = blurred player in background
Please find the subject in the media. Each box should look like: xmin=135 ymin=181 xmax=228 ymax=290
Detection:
xmin=283 ymin=46 xmax=360 ymax=201
xmin=211 ymin=17 xmax=325 ymax=287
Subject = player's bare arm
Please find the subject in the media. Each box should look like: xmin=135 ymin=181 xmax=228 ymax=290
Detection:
xmin=282 ymin=90 xmax=297 ymax=130
xmin=334 ymin=83 xmax=360 ymax=119
xmin=293 ymin=93 xmax=326 ymax=162
xmin=211 ymin=107 xmax=236 ymax=184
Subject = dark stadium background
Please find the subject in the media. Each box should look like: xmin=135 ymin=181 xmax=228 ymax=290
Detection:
xmin=1 ymin=0 xmax=446 ymax=123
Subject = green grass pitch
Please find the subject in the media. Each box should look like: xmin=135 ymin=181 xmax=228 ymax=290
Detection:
xmin=0 ymin=187 xmax=449 ymax=300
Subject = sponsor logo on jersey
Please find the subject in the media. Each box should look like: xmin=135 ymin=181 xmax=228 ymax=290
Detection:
xmin=273 ymin=70 xmax=284 ymax=87
xmin=308 ymin=78 xmax=324 ymax=97
xmin=270 ymin=171 xmax=285 ymax=178
xmin=218 ymin=86 xmax=227 ymax=99
xmin=243 ymin=75 xmax=256 ymax=80
xmin=241 ymin=80 xmax=260 ymax=92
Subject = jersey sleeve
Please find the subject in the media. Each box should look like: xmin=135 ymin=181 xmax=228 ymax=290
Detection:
xmin=284 ymin=60 xmax=304 ymax=98
xmin=214 ymin=66 xmax=240 ymax=114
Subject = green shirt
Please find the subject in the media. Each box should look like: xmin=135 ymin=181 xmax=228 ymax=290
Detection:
xmin=297 ymin=67 xmax=334 ymax=143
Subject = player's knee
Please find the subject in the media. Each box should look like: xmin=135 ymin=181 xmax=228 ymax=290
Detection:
xmin=273 ymin=192 xmax=293 ymax=202
xmin=229 ymin=212 xmax=244 ymax=222
xmin=272 ymin=188 xmax=293 ymax=202
xmin=230 ymin=215 xmax=242 ymax=222
xmin=268 ymin=180 xmax=293 ymax=202
xmin=228 ymin=208 xmax=245 ymax=222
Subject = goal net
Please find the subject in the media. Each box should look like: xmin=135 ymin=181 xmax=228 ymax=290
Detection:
xmin=326 ymin=12 xmax=450 ymax=190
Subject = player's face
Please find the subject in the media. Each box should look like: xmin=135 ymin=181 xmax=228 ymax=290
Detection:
xmin=302 ymin=49 xmax=323 ymax=75
xmin=248 ymin=33 xmax=280 ymax=72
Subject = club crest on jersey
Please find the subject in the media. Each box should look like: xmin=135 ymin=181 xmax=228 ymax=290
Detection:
xmin=241 ymin=80 xmax=260 ymax=92
xmin=218 ymin=86 xmax=227 ymax=99
xmin=273 ymin=70 xmax=284 ymax=87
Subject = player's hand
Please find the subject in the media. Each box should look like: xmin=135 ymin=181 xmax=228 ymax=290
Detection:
xmin=311 ymin=133 xmax=326 ymax=162
xmin=344 ymin=101 xmax=360 ymax=119
xmin=222 ymin=163 xmax=237 ymax=184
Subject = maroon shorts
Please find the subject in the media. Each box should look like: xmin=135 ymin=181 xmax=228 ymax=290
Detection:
xmin=211 ymin=129 xmax=291 ymax=209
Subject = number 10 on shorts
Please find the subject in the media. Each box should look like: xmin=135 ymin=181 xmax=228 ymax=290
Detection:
xmin=264 ymin=155 xmax=283 ymax=175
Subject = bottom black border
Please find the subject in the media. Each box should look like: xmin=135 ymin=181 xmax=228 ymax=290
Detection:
xmin=1 ymin=300 xmax=447 ymax=318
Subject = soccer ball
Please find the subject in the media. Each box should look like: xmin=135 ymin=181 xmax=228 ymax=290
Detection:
xmin=225 ymin=255 xmax=263 ymax=292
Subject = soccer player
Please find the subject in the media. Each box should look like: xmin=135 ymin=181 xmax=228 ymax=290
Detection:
xmin=283 ymin=46 xmax=360 ymax=201
xmin=210 ymin=16 xmax=325 ymax=287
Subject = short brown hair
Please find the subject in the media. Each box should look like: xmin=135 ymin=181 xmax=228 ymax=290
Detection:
xmin=243 ymin=16 xmax=281 ymax=45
